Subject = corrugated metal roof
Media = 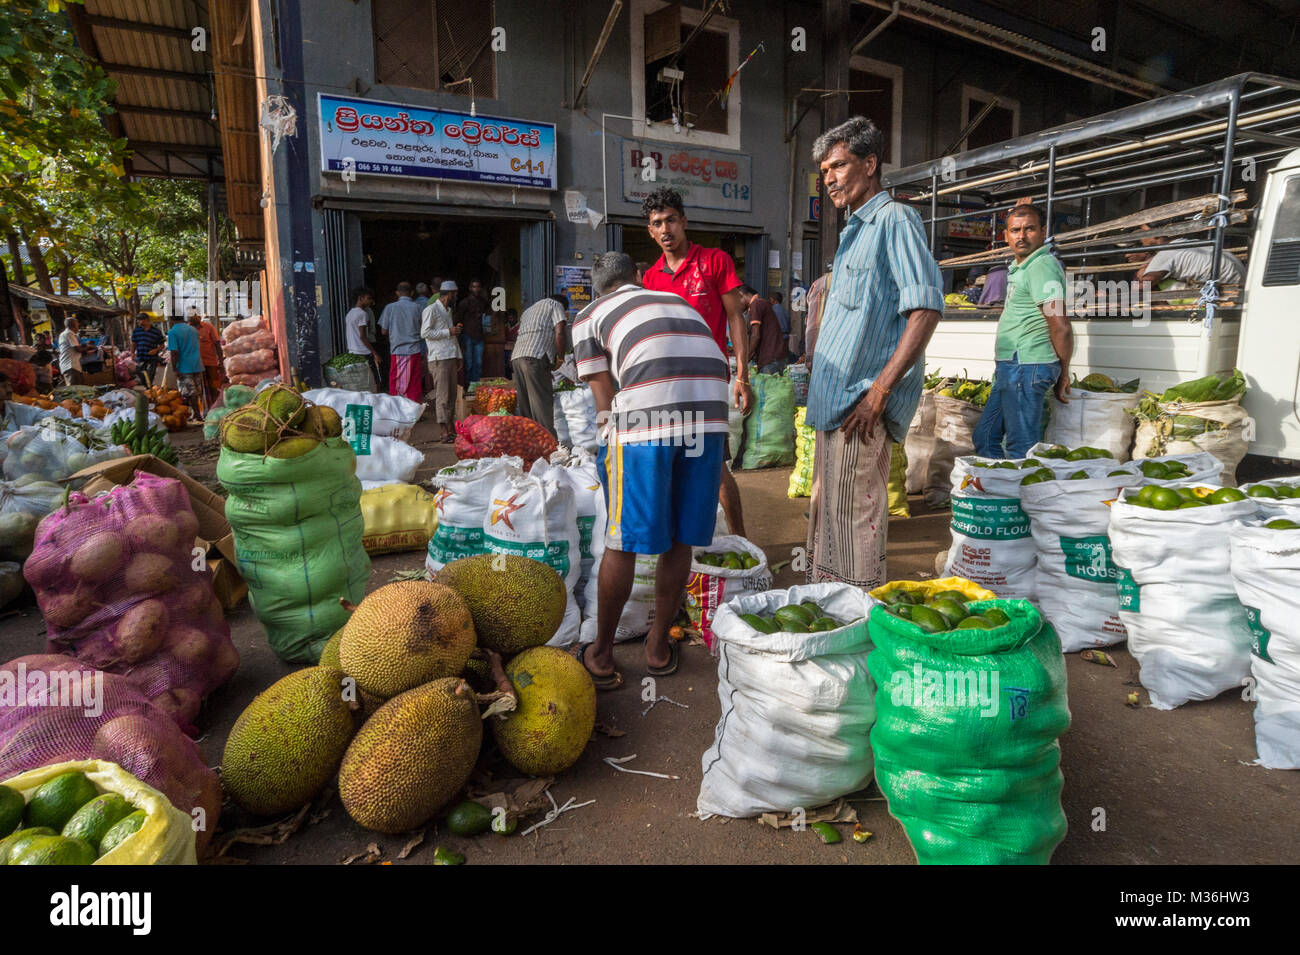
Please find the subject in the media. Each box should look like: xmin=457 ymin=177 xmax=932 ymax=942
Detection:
xmin=68 ymin=0 xmax=263 ymax=244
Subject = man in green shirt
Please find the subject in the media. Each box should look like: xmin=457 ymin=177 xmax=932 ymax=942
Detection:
xmin=973 ymin=204 xmax=1073 ymax=458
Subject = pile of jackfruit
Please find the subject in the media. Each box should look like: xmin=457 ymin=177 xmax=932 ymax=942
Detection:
xmin=220 ymin=554 xmax=595 ymax=837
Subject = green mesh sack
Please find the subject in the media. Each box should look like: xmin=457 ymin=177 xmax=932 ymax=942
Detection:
xmin=217 ymin=437 xmax=370 ymax=663
xmin=867 ymin=599 xmax=1070 ymax=864
xmin=742 ymin=372 xmax=795 ymax=470
xmin=786 ymin=406 xmax=815 ymax=498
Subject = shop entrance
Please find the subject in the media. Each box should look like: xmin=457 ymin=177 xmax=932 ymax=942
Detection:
xmin=621 ymin=226 xmax=748 ymax=280
xmin=359 ymin=214 xmax=523 ymax=310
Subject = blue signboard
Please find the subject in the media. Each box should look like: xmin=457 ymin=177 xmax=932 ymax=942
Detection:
xmin=317 ymin=93 xmax=557 ymax=190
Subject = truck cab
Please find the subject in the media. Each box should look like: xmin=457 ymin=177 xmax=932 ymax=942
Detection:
xmin=1238 ymin=147 xmax=1300 ymax=459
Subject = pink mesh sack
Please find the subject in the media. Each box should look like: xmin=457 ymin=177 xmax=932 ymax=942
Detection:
xmin=224 ymin=329 xmax=276 ymax=357
xmin=454 ymin=414 xmax=558 ymax=471
xmin=25 ymin=472 xmax=239 ymax=731
xmin=0 ymin=654 xmax=222 ymax=853
xmin=222 ymin=315 xmax=267 ymax=344
xmin=224 ymin=349 xmax=277 ymax=377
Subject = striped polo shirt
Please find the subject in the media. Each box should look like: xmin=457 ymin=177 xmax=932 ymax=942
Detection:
xmin=572 ymin=284 xmax=729 ymax=444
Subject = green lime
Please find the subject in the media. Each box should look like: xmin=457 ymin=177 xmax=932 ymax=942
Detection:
xmin=1108 ymin=469 xmax=1129 ymax=477
xmin=1064 ymin=448 xmax=1090 ymax=462
xmin=953 ymin=615 xmax=995 ymax=630
xmin=1020 ymin=458 xmax=1043 ymax=469
xmin=1246 ymin=484 xmax=1279 ymax=498
xmin=97 ymin=811 xmax=146 ymax=857
xmin=61 ymin=793 xmax=133 ymax=850
xmin=1148 ymin=487 xmax=1183 ymax=510
xmin=1274 ymin=485 xmax=1297 ymax=498
xmin=908 ymin=605 xmax=949 ymax=634
xmin=12 ymin=835 xmax=96 ymax=866
xmin=1209 ymin=487 xmax=1248 ymax=505
xmin=446 ymin=800 xmax=493 ymax=837
xmin=1140 ymin=461 xmax=1170 ymax=479
xmin=1068 ymin=470 xmax=1090 ymax=480
xmin=926 ymin=597 xmax=970 ymax=626
xmin=1265 ymin=518 xmax=1300 ymax=529
xmin=0 ymin=785 xmax=23 ymax=838
xmin=1020 ymin=468 xmax=1054 ymax=486
xmin=24 ymin=772 xmax=98 ymax=832
xmin=982 ymin=608 xmax=1011 ymax=626
xmin=1135 ymin=485 xmax=1160 ymax=506
xmin=0 ymin=826 xmax=55 ymax=864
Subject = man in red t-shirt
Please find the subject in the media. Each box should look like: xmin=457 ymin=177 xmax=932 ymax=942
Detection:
xmin=641 ymin=188 xmax=752 ymax=538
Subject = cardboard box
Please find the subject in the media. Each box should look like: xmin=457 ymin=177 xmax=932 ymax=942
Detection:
xmin=68 ymin=454 xmax=248 ymax=609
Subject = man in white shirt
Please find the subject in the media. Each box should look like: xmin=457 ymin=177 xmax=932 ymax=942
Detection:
xmin=421 ymin=280 xmax=463 ymax=442
xmin=345 ymin=287 xmax=381 ymax=391
xmin=57 ymin=317 xmax=92 ymax=385
xmin=1133 ymin=229 xmax=1246 ymax=289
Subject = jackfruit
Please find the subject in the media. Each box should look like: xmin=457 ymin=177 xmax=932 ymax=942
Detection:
xmin=267 ymin=435 xmax=321 ymax=458
xmin=492 ymin=647 xmax=596 ymax=776
xmin=220 ymin=405 xmax=277 ymax=454
xmin=433 ymin=554 xmax=565 ymax=656
xmin=317 ymin=405 xmax=343 ymax=437
xmin=1079 ymin=372 xmax=1116 ymax=391
xmin=318 ymin=629 xmax=343 ymax=668
xmin=221 ymin=666 xmax=357 ymax=816
xmin=255 ymin=383 xmax=308 ymax=429
xmin=299 ymin=405 xmax=328 ymax=439
xmin=338 ymin=677 xmax=482 ymax=833
xmin=338 ymin=581 xmax=476 ymax=698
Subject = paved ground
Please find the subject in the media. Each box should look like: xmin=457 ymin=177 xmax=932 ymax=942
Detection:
xmin=2 ymin=415 xmax=1296 ymax=865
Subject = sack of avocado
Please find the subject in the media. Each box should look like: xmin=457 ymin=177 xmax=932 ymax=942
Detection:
xmin=1125 ymin=451 xmax=1223 ymax=486
xmin=1044 ymin=375 xmax=1140 ymax=461
xmin=685 ymin=536 xmax=773 ymax=649
xmin=867 ymin=598 xmax=1070 ymax=864
xmin=941 ymin=457 xmax=1047 ymax=601
xmin=0 ymin=656 xmax=220 ymax=856
xmin=1019 ymin=464 xmax=1142 ymax=651
xmin=697 ymin=583 xmax=875 ymax=819
xmin=1227 ymin=514 xmax=1300 ymax=768
xmin=219 ymin=436 xmax=370 ymax=663
xmin=1 ymin=760 xmax=196 ymax=864
xmin=1110 ymin=486 xmax=1258 ymax=709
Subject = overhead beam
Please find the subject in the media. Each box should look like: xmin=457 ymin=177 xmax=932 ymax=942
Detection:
xmin=125 ymin=140 xmax=223 ymax=156
xmin=116 ymin=105 xmax=216 ymax=123
xmin=83 ymin=14 xmax=193 ymax=40
xmin=101 ymin=63 xmax=211 ymax=84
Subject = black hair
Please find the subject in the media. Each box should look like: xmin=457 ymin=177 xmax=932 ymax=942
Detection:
xmin=549 ymin=294 xmax=569 ymax=310
xmin=1007 ymin=204 xmax=1047 ymax=228
xmin=641 ymin=187 xmax=685 ymax=220
xmin=352 ymin=286 xmax=373 ymax=304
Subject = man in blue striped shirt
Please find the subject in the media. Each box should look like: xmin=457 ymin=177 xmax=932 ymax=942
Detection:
xmin=805 ymin=117 xmax=944 ymax=588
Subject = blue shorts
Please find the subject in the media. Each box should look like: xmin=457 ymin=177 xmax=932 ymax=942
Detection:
xmin=597 ymin=434 xmax=725 ymax=554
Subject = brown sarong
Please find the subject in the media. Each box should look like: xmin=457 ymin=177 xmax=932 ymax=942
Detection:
xmin=806 ymin=424 xmax=890 ymax=589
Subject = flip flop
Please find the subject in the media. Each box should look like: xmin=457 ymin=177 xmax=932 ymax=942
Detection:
xmin=646 ymin=640 xmax=680 ymax=677
xmin=575 ymin=643 xmax=624 ymax=691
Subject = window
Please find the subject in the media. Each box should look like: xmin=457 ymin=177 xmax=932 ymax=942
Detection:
xmin=960 ymin=85 xmax=1019 ymax=152
xmin=372 ymin=0 xmax=497 ymax=98
xmin=631 ymin=0 xmax=740 ymax=151
xmin=848 ymin=56 xmax=903 ymax=169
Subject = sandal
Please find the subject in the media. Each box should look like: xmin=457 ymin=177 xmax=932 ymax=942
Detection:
xmin=646 ymin=640 xmax=680 ymax=677
xmin=575 ymin=643 xmax=624 ymax=691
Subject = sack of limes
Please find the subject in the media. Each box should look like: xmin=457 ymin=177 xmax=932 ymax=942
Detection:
xmin=1227 ymin=513 xmax=1300 ymax=769
xmin=699 ymin=583 xmax=876 ymax=819
xmin=867 ymin=597 xmax=1070 ymax=865
xmin=686 ymin=536 xmax=773 ymax=649
xmin=1109 ymin=486 xmax=1259 ymax=709
xmin=0 ymin=760 xmax=197 ymax=865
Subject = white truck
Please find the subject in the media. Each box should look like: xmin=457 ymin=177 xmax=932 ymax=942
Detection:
xmin=883 ymin=72 xmax=1300 ymax=460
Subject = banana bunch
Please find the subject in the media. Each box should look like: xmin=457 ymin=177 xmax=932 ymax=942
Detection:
xmin=110 ymin=414 xmax=179 ymax=465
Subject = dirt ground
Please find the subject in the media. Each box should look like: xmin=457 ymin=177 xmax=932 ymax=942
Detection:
xmin=3 ymin=414 xmax=1296 ymax=866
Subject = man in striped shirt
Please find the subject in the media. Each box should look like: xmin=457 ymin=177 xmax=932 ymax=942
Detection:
xmin=131 ymin=313 xmax=165 ymax=386
xmin=510 ymin=294 xmax=569 ymax=437
xmin=573 ymin=252 xmax=730 ymax=688
xmin=805 ymin=116 xmax=944 ymax=588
